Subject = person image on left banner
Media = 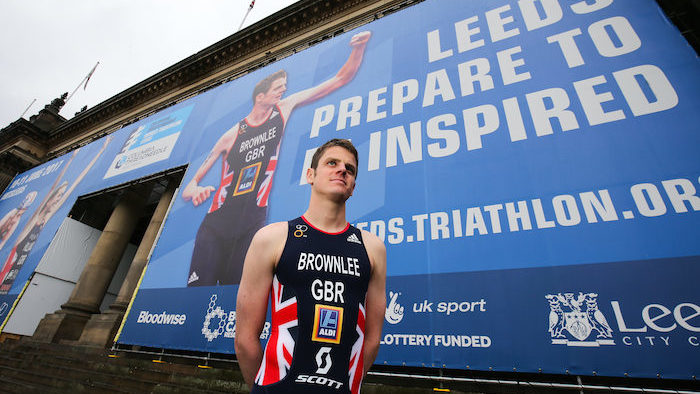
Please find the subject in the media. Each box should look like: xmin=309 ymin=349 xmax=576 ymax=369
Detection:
xmin=0 ymin=191 xmax=38 ymax=251
xmin=0 ymin=136 xmax=112 ymax=294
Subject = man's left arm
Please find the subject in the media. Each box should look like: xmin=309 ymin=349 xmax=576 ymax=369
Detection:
xmin=278 ymin=31 xmax=371 ymax=116
xmin=361 ymin=229 xmax=386 ymax=376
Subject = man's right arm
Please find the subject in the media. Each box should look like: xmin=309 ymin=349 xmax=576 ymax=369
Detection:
xmin=60 ymin=135 xmax=113 ymax=209
xmin=235 ymin=222 xmax=287 ymax=388
xmin=0 ymin=210 xmax=15 ymax=236
xmin=0 ymin=210 xmax=16 ymax=249
xmin=277 ymin=31 xmax=371 ymax=118
xmin=182 ymin=124 xmax=239 ymax=206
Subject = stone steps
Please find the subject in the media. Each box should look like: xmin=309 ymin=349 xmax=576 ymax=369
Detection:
xmin=0 ymin=374 xmax=50 ymax=394
xmin=0 ymin=339 xmax=247 ymax=393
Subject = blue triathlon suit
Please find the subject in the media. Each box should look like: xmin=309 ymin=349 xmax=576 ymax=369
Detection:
xmin=252 ymin=216 xmax=371 ymax=394
xmin=188 ymin=106 xmax=285 ymax=287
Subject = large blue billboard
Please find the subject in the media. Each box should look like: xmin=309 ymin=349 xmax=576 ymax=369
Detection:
xmin=1 ymin=0 xmax=698 ymax=380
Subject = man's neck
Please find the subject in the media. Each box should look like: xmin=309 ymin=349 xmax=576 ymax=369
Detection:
xmin=247 ymin=103 xmax=274 ymax=125
xmin=303 ymin=196 xmax=348 ymax=233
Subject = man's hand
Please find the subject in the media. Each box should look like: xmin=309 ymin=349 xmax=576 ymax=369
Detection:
xmin=100 ymin=135 xmax=113 ymax=151
xmin=182 ymin=183 xmax=215 ymax=206
xmin=350 ymin=31 xmax=371 ymax=47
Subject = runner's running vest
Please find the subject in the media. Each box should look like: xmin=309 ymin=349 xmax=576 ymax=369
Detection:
xmin=252 ymin=216 xmax=371 ymax=394
xmin=0 ymin=222 xmax=41 ymax=294
xmin=208 ymin=105 xmax=285 ymax=225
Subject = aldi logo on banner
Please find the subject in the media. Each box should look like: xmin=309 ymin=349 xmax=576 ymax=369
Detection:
xmin=233 ymin=162 xmax=261 ymax=196
xmin=312 ymin=304 xmax=343 ymax=344
xmin=545 ymin=292 xmax=615 ymax=347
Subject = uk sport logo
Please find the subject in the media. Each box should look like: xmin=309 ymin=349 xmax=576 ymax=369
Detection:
xmin=545 ymin=292 xmax=615 ymax=347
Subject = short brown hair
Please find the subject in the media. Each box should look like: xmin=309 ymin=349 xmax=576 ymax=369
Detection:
xmin=310 ymin=139 xmax=359 ymax=177
xmin=252 ymin=70 xmax=287 ymax=103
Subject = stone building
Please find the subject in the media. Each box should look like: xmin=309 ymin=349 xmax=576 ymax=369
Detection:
xmin=1 ymin=0 xmax=426 ymax=347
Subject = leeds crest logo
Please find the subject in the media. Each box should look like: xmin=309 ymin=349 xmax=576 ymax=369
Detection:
xmin=545 ymin=292 xmax=615 ymax=347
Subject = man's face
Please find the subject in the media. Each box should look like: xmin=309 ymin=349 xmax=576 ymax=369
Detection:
xmin=307 ymin=146 xmax=357 ymax=201
xmin=9 ymin=211 xmax=23 ymax=226
xmin=260 ymin=77 xmax=287 ymax=105
xmin=46 ymin=187 xmax=66 ymax=212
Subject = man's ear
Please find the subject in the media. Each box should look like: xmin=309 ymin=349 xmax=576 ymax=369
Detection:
xmin=306 ymin=168 xmax=315 ymax=185
xmin=255 ymin=92 xmax=265 ymax=104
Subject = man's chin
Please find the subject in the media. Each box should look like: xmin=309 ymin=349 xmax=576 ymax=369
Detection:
xmin=325 ymin=190 xmax=352 ymax=202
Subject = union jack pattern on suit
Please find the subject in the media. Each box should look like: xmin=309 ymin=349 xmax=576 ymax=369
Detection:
xmin=255 ymin=275 xmax=298 ymax=385
xmin=256 ymin=138 xmax=281 ymax=207
xmin=208 ymin=159 xmax=234 ymax=213
xmin=348 ymin=303 xmax=366 ymax=394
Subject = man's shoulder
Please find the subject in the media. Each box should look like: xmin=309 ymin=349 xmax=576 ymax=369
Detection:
xmin=255 ymin=221 xmax=288 ymax=241
xmin=248 ymin=222 xmax=288 ymax=265
xmin=359 ymin=229 xmax=386 ymax=255
xmin=216 ymin=122 xmax=241 ymax=146
xmin=275 ymin=97 xmax=296 ymax=120
xmin=359 ymin=229 xmax=386 ymax=275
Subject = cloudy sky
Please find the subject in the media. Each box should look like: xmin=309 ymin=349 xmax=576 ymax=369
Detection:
xmin=0 ymin=0 xmax=299 ymax=129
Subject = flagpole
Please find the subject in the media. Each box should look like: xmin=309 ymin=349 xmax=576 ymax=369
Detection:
xmin=66 ymin=61 xmax=99 ymax=105
xmin=20 ymin=98 xmax=37 ymax=119
xmin=237 ymin=0 xmax=255 ymax=32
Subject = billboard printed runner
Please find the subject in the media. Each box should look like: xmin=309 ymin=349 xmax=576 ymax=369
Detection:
xmin=0 ymin=0 xmax=697 ymax=380
xmin=0 ymin=139 xmax=111 ymax=294
xmin=182 ymin=32 xmax=370 ymax=287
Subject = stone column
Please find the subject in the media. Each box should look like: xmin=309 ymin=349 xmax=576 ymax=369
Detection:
xmin=33 ymin=184 xmax=152 ymax=343
xmin=78 ymin=180 xmax=177 ymax=347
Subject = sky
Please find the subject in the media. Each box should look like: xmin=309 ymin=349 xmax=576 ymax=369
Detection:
xmin=0 ymin=0 xmax=300 ymax=129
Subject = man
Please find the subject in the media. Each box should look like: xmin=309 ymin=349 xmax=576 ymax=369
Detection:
xmin=235 ymin=139 xmax=386 ymax=394
xmin=182 ymin=31 xmax=372 ymax=287
xmin=0 ymin=191 xmax=37 ymax=251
